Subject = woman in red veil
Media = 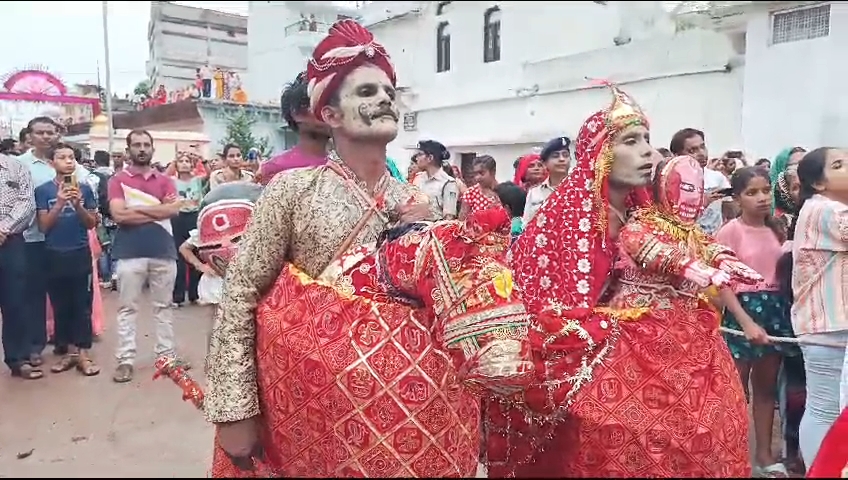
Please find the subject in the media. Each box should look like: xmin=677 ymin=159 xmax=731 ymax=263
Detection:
xmin=485 ymin=84 xmax=754 ymax=478
xmin=513 ymin=153 xmax=545 ymax=190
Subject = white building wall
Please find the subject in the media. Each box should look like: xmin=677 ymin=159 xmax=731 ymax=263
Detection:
xmin=373 ymin=1 xmax=743 ymax=181
xmin=147 ymin=2 xmax=248 ymax=92
xmin=742 ymin=2 xmax=848 ymax=159
xmin=247 ymin=1 xmax=358 ymax=103
xmin=246 ymin=1 xmax=846 ymax=177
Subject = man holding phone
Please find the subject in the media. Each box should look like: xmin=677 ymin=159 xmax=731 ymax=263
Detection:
xmin=669 ymin=127 xmax=731 ymax=235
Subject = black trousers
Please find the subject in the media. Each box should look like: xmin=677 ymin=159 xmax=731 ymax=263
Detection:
xmin=46 ymin=247 xmax=94 ymax=350
xmin=1 ymin=234 xmax=29 ymax=369
xmin=172 ymin=211 xmax=200 ymax=303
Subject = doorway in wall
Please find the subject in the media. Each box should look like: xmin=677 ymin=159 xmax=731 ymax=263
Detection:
xmin=459 ymin=152 xmax=476 ymax=186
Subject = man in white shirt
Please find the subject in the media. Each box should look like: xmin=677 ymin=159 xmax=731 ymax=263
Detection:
xmin=669 ymin=128 xmax=729 ymax=235
xmin=411 ymin=139 xmax=459 ymax=220
xmin=523 ymin=136 xmax=572 ymax=224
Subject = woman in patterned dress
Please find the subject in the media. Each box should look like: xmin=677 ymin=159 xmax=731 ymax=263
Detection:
xmin=459 ymin=155 xmax=500 ymax=219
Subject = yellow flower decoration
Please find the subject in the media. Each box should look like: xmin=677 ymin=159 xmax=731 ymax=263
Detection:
xmin=492 ymin=269 xmax=514 ymax=299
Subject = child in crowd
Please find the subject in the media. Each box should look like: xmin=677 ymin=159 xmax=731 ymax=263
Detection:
xmin=715 ymin=166 xmax=797 ymax=477
xmin=178 ymin=229 xmax=222 ymax=314
xmin=34 ymin=143 xmax=100 ymax=376
xmin=494 ymin=181 xmax=527 ymax=242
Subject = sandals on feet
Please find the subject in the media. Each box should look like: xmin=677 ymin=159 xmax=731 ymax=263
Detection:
xmin=754 ymin=463 xmax=789 ymax=478
xmin=11 ymin=362 xmax=44 ymax=380
xmin=51 ymin=354 xmax=79 ymax=373
xmin=77 ymin=355 xmax=101 ymax=377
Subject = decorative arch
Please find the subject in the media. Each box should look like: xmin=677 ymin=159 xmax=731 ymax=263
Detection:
xmin=2 ymin=69 xmax=68 ymax=96
xmin=0 ymin=67 xmax=100 ymax=134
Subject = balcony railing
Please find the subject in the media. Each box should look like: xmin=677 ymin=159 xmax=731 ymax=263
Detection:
xmin=284 ymin=20 xmax=331 ymax=36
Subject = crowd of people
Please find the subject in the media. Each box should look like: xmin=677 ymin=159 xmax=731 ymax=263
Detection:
xmin=1 ymin=17 xmax=847 ymax=480
xmin=0 ymin=116 xmax=278 ymax=383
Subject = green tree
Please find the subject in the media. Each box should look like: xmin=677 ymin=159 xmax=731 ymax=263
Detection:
xmin=220 ymin=108 xmax=272 ymax=158
xmin=133 ymin=80 xmax=152 ymax=97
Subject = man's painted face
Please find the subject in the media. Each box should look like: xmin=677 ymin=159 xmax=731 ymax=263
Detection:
xmin=545 ymin=149 xmax=571 ymax=176
xmin=609 ymin=125 xmax=654 ymax=188
xmin=323 ymin=64 xmax=399 ymax=142
xmin=681 ymin=134 xmax=708 ymax=167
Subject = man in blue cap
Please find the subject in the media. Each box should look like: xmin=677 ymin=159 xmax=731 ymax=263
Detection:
xmin=523 ymin=136 xmax=572 ymax=223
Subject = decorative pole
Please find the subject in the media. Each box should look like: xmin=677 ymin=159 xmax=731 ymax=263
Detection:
xmin=102 ymin=1 xmax=116 ymax=155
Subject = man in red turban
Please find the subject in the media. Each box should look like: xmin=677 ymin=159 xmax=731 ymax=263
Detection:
xmin=205 ymin=19 xmax=437 ymax=475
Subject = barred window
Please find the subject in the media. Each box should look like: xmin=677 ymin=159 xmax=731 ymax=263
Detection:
xmin=771 ymin=3 xmax=830 ymax=45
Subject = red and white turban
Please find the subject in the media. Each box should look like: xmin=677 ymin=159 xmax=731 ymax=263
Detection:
xmin=306 ymin=19 xmax=397 ymax=122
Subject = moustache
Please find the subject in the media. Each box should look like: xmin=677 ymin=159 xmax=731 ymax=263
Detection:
xmin=370 ymin=108 xmax=398 ymax=122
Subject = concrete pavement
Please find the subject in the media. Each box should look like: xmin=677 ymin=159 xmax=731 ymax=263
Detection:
xmin=0 ymin=292 xmax=213 ymax=478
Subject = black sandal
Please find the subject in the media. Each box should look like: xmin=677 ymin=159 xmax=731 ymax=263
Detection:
xmin=11 ymin=362 xmax=44 ymax=380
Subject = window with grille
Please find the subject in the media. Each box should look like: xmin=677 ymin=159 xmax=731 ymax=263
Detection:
xmin=771 ymin=3 xmax=830 ymax=45
xmin=484 ymin=6 xmax=501 ymax=63
xmin=437 ymin=22 xmax=451 ymax=73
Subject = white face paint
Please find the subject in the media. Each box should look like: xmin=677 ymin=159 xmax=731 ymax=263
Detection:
xmin=609 ymin=125 xmax=654 ymax=188
xmin=322 ymin=64 xmax=399 ymax=143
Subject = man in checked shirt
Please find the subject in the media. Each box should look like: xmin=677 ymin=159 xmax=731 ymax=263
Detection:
xmin=0 ymin=153 xmax=38 ymax=379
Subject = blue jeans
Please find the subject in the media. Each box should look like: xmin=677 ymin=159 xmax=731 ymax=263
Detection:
xmin=24 ymin=241 xmax=48 ymax=355
xmin=799 ymin=331 xmax=848 ymax=468
xmin=1 ymin=235 xmax=29 ymax=369
xmin=98 ymin=244 xmax=114 ymax=280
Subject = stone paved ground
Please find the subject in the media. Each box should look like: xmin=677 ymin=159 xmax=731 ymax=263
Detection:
xmin=0 ymin=291 xmax=790 ymax=478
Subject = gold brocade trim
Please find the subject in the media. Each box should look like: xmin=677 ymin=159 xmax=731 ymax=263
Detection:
xmin=593 ymin=145 xmax=614 ymax=235
xmin=288 ymin=263 xmax=366 ymax=303
xmin=633 ymin=206 xmax=714 ymax=263
xmin=594 ymin=305 xmax=649 ymax=322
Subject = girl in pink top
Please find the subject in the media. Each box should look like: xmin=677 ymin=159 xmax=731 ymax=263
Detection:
xmin=715 ymin=166 xmax=799 ymax=477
